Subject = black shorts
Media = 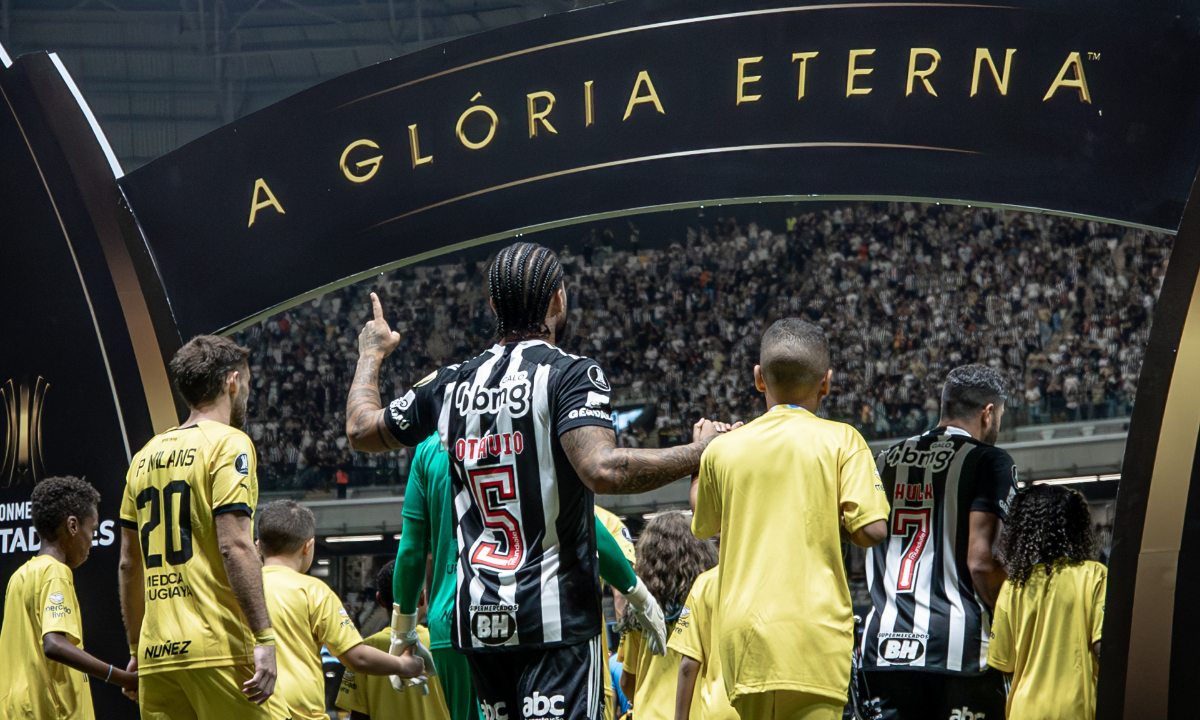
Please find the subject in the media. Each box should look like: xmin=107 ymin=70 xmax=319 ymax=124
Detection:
xmin=862 ymin=668 xmax=1007 ymax=720
xmin=467 ymin=635 xmax=604 ymax=720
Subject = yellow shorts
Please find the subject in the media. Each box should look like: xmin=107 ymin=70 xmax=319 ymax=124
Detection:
xmin=731 ymin=691 xmax=843 ymax=720
xmin=139 ymin=665 xmax=270 ymax=720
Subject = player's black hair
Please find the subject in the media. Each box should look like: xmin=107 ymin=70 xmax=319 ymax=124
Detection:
xmin=376 ymin=559 xmax=396 ymax=608
xmin=170 ymin=335 xmax=250 ymax=408
xmin=257 ymin=499 xmax=316 ymax=556
xmin=31 ymin=476 xmax=100 ymax=542
xmin=619 ymin=512 xmax=717 ymax=631
xmin=1000 ymin=484 xmax=1096 ymax=587
xmin=488 ymin=241 xmax=564 ymax=341
xmin=759 ymin=317 xmax=830 ymax=393
xmin=940 ymin=364 xmax=1007 ymax=420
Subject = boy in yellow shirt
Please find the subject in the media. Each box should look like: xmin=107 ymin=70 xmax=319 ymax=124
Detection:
xmin=988 ymin=484 xmax=1106 ymax=720
xmin=257 ymin=500 xmax=424 ymax=720
xmin=692 ymin=318 xmax=890 ymax=720
xmin=337 ymin=560 xmax=453 ymax=720
xmin=0 ymin=476 xmax=138 ymax=719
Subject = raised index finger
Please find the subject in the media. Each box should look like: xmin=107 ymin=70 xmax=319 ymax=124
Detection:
xmin=371 ymin=292 xmax=385 ymax=322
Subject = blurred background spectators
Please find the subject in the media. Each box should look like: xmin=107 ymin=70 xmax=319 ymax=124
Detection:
xmin=232 ymin=201 xmax=1170 ymax=493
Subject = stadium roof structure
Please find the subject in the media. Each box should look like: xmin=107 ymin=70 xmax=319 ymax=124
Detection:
xmin=0 ymin=0 xmax=587 ymax=170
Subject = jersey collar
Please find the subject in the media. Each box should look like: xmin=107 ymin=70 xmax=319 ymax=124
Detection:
xmin=769 ymin=403 xmax=812 ymax=414
xmin=939 ymin=425 xmax=972 ymax=437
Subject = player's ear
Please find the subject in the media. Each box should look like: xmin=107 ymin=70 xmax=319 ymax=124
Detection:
xmin=819 ymin=369 xmax=833 ymax=399
xmin=304 ymin=537 xmax=316 ymax=556
xmin=548 ymin=284 xmax=566 ymax=318
xmin=489 ymin=296 xmax=497 ymax=316
xmin=753 ymin=365 xmax=767 ymax=393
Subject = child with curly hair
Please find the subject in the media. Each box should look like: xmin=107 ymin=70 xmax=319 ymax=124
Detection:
xmin=618 ymin=512 xmax=717 ymax=720
xmin=988 ymin=484 xmax=1106 ymax=720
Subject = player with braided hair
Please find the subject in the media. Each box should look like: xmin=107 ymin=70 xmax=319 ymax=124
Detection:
xmin=988 ymin=484 xmax=1104 ymax=720
xmin=345 ymin=240 xmax=729 ymax=720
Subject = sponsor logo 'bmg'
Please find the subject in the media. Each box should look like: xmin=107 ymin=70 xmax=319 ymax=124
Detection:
xmin=523 ymin=691 xmax=565 ymax=717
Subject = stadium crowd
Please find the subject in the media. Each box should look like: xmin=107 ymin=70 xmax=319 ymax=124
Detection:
xmin=233 ymin=202 xmax=1170 ymax=492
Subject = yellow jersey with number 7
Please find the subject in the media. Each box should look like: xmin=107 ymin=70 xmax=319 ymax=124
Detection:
xmin=120 ymin=420 xmax=260 ymax=675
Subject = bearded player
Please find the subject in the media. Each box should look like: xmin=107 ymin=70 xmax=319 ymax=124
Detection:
xmin=119 ymin=336 xmax=276 ymax=719
xmin=346 ymin=242 xmax=723 ymax=720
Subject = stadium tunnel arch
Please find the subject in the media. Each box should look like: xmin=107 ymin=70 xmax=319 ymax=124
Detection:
xmin=6 ymin=1 xmax=1200 ymax=717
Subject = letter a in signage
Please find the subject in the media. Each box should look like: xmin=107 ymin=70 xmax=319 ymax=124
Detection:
xmin=248 ymin=178 xmax=285 ymax=227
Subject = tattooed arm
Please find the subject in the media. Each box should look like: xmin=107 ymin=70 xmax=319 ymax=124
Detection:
xmin=561 ymin=423 xmax=721 ymax=495
xmin=346 ymin=292 xmax=405 ymax=453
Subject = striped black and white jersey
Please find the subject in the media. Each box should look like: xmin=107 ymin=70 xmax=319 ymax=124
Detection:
xmin=861 ymin=426 xmax=1018 ymax=674
xmin=384 ymin=339 xmax=615 ymax=653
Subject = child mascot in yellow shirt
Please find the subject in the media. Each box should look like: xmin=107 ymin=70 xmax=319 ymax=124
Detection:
xmin=337 ymin=560 xmax=454 ymax=720
xmin=988 ymin=484 xmax=1106 ymax=720
xmin=257 ymin=500 xmax=425 ymax=720
xmin=692 ymin=317 xmax=890 ymax=720
xmin=618 ymin=512 xmax=718 ymax=720
xmin=0 ymin=476 xmax=139 ymax=719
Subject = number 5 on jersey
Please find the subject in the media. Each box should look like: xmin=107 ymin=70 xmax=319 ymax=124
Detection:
xmin=468 ymin=467 xmax=524 ymax=571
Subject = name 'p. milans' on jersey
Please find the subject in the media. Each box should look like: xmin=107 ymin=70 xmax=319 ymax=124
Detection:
xmin=861 ymin=426 xmax=1018 ymax=674
xmin=384 ymin=339 xmax=617 ymax=652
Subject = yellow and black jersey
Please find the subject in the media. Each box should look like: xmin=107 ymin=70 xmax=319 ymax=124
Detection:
xmin=120 ymin=420 xmax=260 ymax=675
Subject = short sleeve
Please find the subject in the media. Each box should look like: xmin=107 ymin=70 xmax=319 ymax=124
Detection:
xmin=553 ymin=359 xmax=615 ymax=435
xmin=840 ymin=430 xmax=891 ymax=534
xmin=692 ymin=449 xmax=721 ymax=540
xmin=311 ymin=585 xmax=364 ymax=657
xmin=1092 ymin=565 xmax=1107 ymax=644
xmin=384 ymin=369 xmax=446 ymax=447
xmin=335 ymin=669 xmax=367 ymax=714
xmin=120 ymin=463 xmax=137 ymax=530
xmin=986 ymin=582 xmax=1015 ymax=673
xmin=668 ymin=580 xmax=707 ymax=662
xmin=211 ymin=432 xmax=257 ymax=517
xmin=971 ymin=447 xmax=1019 ymax=521
xmin=39 ymin=572 xmax=84 ymax=644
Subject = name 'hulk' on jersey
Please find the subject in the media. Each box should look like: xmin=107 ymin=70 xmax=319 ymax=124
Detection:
xmin=862 ymin=426 xmax=1017 ymax=674
xmin=120 ymin=421 xmax=260 ymax=673
xmin=384 ymin=339 xmax=615 ymax=653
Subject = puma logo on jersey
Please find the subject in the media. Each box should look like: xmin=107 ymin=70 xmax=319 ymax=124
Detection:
xmin=523 ymin=691 xmax=566 ymax=717
xmin=453 ymin=380 xmax=531 ymax=418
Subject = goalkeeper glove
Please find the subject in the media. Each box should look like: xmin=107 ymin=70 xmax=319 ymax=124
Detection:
xmin=623 ymin=577 xmax=668 ymax=657
xmin=388 ymin=605 xmax=437 ymax=694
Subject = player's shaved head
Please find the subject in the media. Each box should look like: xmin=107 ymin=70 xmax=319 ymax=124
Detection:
xmin=257 ymin=499 xmax=316 ymax=556
xmin=759 ymin=318 xmax=830 ymax=395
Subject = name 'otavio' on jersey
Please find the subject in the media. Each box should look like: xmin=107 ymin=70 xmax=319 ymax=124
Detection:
xmin=384 ymin=339 xmax=616 ymax=652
